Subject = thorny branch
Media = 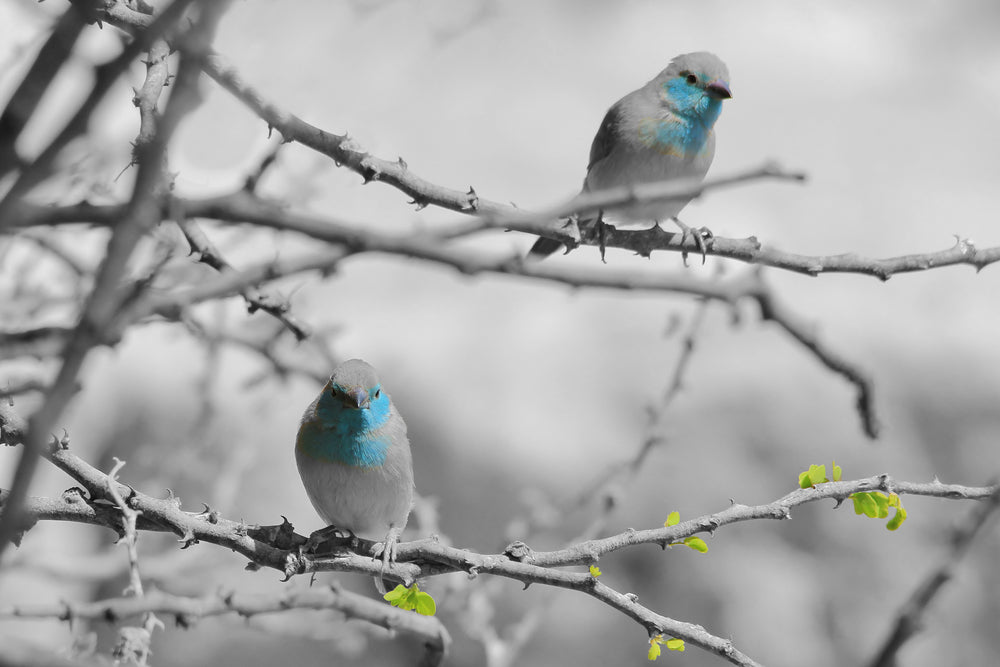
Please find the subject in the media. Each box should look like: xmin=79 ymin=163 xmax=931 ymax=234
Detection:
xmin=70 ymin=0 xmax=1000 ymax=276
xmin=1 ymin=406 xmax=996 ymax=667
xmin=867 ymin=485 xmax=1000 ymax=667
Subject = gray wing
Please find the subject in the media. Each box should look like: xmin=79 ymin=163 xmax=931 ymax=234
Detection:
xmin=587 ymin=102 xmax=625 ymax=172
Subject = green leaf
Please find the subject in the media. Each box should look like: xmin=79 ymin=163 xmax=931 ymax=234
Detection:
xmin=832 ymin=462 xmax=842 ymax=481
xmin=383 ymin=584 xmax=409 ymax=604
xmin=383 ymin=583 xmax=436 ymax=616
xmin=872 ymin=492 xmax=890 ymax=519
xmin=808 ymin=464 xmax=827 ymax=484
xmin=589 ymin=564 xmax=602 ymax=577
xmin=886 ymin=505 xmax=908 ymax=531
xmin=684 ymin=536 xmax=708 ymax=553
xmin=665 ymin=638 xmax=685 ymax=652
xmin=852 ymin=492 xmax=879 ymax=517
xmin=648 ymin=635 xmax=663 ymax=661
xmin=665 ymin=511 xmax=680 ymax=527
xmin=414 ymin=590 xmax=437 ymax=616
xmin=798 ymin=471 xmax=813 ymax=489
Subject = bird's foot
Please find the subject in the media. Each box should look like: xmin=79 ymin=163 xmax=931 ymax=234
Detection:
xmin=371 ymin=525 xmax=403 ymax=595
xmin=671 ymin=218 xmax=713 ymax=266
xmin=596 ymin=210 xmax=608 ymax=263
xmin=302 ymin=525 xmax=356 ymax=556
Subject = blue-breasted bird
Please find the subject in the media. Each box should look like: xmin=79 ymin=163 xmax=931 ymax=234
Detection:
xmin=528 ymin=52 xmax=732 ymax=259
xmin=295 ymin=359 xmax=414 ymax=592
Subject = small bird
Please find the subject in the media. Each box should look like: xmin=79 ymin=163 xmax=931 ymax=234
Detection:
xmin=528 ymin=51 xmax=732 ymax=260
xmin=295 ymin=359 xmax=414 ymax=592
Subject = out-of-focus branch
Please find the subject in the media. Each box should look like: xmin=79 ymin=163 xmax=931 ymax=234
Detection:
xmin=0 ymin=1 xmax=97 ymax=178
xmin=753 ymin=270 xmax=880 ymax=437
xmin=0 ymin=0 xmax=213 ymax=564
xmin=0 ymin=586 xmax=452 ymax=667
xmin=0 ymin=0 xmax=201 ymax=228
xmin=867 ymin=484 xmax=1000 ymax=667
xmin=5 ymin=187 xmax=882 ymax=436
xmin=174 ymin=213 xmax=310 ymax=340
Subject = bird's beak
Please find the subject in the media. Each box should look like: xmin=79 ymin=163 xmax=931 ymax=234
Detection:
xmin=705 ymin=80 xmax=732 ymax=100
xmin=346 ymin=388 xmax=369 ymax=409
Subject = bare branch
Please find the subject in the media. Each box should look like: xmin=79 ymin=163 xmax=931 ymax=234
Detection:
xmin=753 ymin=271 xmax=880 ymax=437
xmin=173 ymin=212 xmax=310 ymax=340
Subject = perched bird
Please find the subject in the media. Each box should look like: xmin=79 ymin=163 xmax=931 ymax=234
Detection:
xmin=295 ymin=359 xmax=414 ymax=592
xmin=528 ymin=51 xmax=732 ymax=260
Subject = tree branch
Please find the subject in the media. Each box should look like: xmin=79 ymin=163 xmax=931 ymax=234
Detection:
xmin=2 ymin=405 xmax=996 ymax=667
xmin=867 ymin=484 xmax=1000 ymax=667
xmin=0 ymin=587 xmax=451 ymax=667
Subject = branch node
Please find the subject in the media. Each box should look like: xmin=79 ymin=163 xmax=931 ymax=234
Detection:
xmin=503 ymin=540 xmax=533 ymax=562
xmin=62 ymin=487 xmax=88 ymax=503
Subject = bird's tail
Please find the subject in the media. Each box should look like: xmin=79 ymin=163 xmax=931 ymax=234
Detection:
xmin=526 ymin=236 xmax=564 ymax=259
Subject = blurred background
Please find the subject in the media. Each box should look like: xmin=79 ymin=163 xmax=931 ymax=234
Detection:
xmin=2 ymin=0 xmax=1000 ymax=665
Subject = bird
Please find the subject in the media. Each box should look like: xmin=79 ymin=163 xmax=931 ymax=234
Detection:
xmin=528 ymin=51 xmax=732 ymax=261
xmin=295 ymin=359 xmax=414 ymax=593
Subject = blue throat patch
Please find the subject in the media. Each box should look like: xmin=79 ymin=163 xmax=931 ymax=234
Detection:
xmin=654 ymin=76 xmax=724 ymax=155
xmin=299 ymin=386 xmax=393 ymax=467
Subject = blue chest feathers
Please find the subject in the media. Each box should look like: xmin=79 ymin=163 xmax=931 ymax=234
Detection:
xmin=297 ymin=392 xmax=394 ymax=467
xmin=639 ymin=79 xmax=723 ymax=157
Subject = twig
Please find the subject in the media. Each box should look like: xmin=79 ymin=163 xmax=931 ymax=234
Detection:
xmin=867 ymin=484 xmax=1000 ymax=667
xmin=173 ymin=212 xmax=310 ymax=340
xmin=104 ymin=458 xmax=162 ymax=666
xmin=751 ymin=269 xmax=880 ymax=437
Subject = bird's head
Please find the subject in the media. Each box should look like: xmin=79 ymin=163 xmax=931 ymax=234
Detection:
xmin=654 ymin=52 xmax=732 ymax=120
xmin=326 ymin=358 xmax=387 ymax=411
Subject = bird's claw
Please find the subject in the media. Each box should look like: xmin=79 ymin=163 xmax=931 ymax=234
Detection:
xmin=372 ymin=525 xmax=402 ymax=594
xmin=672 ymin=218 xmax=713 ymax=266
xmin=303 ymin=525 xmax=355 ymax=555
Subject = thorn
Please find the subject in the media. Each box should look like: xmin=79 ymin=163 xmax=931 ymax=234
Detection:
xmin=397 ymin=156 xmax=408 ymax=170
xmin=465 ymin=186 xmax=480 ymax=212
xmin=360 ymin=163 xmax=380 ymax=184
xmin=178 ymin=529 xmax=198 ymax=548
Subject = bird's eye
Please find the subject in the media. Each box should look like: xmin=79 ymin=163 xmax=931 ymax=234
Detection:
xmin=686 ymin=73 xmax=698 ymax=85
